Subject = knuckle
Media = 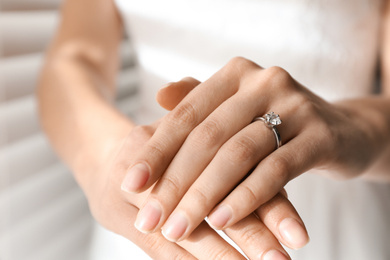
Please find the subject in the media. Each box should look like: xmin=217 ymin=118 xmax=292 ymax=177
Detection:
xmin=258 ymin=192 xmax=289 ymax=218
xmin=264 ymin=66 xmax=293 ymax=88
xmin=171 ymin=251 xmax=190 ymax=260
xmin=267 ymin=156 xmax=290 ymax=180
xmin=142 ymin=234 xmax=163 ymax=252
xmin=225 ymin=56 xmax=259 ymax=74
xmin=237 ymin=184 xmax=259 ymax=203
xmin=210 ymin=248 xmax=237 ymax=260
xmin=265 ymin=66 xmax=290 ymax=79
xmin=146 ymin=141 xmax=168 ymax=165
xmin=224 ymin=136 xmax=258 ymax=164
xmin=130 ymin=125 xmax=154 ymax=139
xmin=140 ymin=233 xmax=185 ymax=259
xmin=190 ymin=119 xmax=223 ymax=148
xmin=166 ymin=101 xmax=198 ymax=128
xmin=239 ymin=224 xmax=268 ymax=245
xmin=190 ymin=186 xmax=211 ymax=212
xmin=160 ymin=174 xmax=183 ymax=194
xmin=228 ymin=56 xmax=250 ymax=67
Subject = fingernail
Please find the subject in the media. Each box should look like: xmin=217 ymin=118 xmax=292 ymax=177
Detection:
xmin=208 ymin=205 xmax=232 ymax=229
xmin=279 ymin=218 xmax=309 ymax=249
xmin=161 ymin=211 xmax=188 ymax=242
xmin=135 ymin=200 xmax=162 ymax=233
xmin=121 ymin=163 xmax=150 ymax=193
xmin=262 ymin=250 xmax=289 ymax=260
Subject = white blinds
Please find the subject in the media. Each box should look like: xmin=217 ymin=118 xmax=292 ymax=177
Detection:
xmin=0 ymin=1 xmax=138 ymax=259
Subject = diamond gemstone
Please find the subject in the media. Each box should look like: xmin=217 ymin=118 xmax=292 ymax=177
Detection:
xmin=265 ymin=112 xmax=281 ymax=126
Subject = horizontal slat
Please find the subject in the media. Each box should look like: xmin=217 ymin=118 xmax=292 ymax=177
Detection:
xmin=0 ymin=186 xmax=89 ymax=259
xmin=0 ymin=134 xmax=58 ymax=186
xmin=0 ymin=95 xmax=40 ymax=145
xmin=0 ymin=0 xmax=62 ymax=11
xmin=0 ymin=54 xmax=43 ymax=101
xmin=0 ymin=163 xmax=76 ymax=233
xmin=0 ymin=11 xmax=58 ymax=57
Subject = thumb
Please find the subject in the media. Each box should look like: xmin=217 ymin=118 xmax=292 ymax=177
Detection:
xmin=156 ymin=77 xmax=201 ymax=111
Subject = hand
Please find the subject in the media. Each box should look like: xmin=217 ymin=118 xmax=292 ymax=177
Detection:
xmin=86 ymin=79 xmax=302 ymax=260
xmin=121 ymin=57 xmax=374 ymax=246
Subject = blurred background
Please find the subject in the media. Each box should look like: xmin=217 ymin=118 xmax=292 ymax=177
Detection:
xmin=0 ymin=0 xmax=139 ymax=259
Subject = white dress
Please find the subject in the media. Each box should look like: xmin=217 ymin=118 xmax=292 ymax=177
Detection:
xmin=89 ymin=0 xmax=390 ymax=259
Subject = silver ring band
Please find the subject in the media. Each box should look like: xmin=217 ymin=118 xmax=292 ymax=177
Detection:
xmin=253 ymin=112 xmax=282 ymax=150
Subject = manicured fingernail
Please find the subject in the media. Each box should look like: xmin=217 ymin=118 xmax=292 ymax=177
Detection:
xmin=208 ymin=205 xmax=233 ymax=229
xmin=161 ymin=212 xmax=188 ymax=242
xmin=262 ymin=250 xmax=289 ymax=260
xmin=279 ymin=218 xmax=309 ymax=249
xmin=135 ymin=200 xmax=162 ymax=233
xmin=121 ymin=163 xmax=150 ymax=193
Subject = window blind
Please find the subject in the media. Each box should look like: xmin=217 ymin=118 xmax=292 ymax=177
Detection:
xmin=0 ymin=1 xmax=139 ymax=259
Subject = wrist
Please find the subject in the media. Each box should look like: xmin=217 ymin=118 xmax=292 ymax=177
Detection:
xmin=72 ymin=115 xmax=134 ymax=196
xmin=331 ymin=97 xmax=390 ymax=176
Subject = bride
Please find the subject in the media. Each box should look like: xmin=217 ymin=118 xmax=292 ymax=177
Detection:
xmin=38 ymin=0 xmax=390 ymax=259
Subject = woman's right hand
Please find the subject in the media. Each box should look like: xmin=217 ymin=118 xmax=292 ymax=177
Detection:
xmin=83 ymin=79 xmax=306 ymax=260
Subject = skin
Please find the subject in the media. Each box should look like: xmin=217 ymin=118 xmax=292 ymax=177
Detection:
xmin=37 ymin=0 xmax=310 ymax=259
xmin=119 ymin=0 xmax=390 ymax=248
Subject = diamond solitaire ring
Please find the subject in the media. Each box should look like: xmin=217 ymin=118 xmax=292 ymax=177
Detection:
xmin=253 ymin=112 xmax=282 ymax=150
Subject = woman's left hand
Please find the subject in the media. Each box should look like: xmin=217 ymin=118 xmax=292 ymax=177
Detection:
xmin=121 ymin=57 xmax=381 ymax=244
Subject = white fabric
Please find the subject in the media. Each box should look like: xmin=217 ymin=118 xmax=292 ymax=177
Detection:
xmin=90 ymin=0 xmax=390 ymax=259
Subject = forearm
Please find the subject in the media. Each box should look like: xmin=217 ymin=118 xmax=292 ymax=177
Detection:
xmin=332 ymin=95 xmax=390 ymax=182
xmin=37 ymin=53 xmax=134 ymax=191
xmin=37 ymin=0 xmax=136 ymax=192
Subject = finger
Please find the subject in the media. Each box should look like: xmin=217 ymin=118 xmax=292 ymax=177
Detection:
xmin=156 ymin=77 xmax=201 ymax=111
xmin=178 ymin=221 xmax=247 ymax=260
xmin=128 ymin=192 xmax=245 ymax=259
xmin=108 ymin=140 xmax=243 ymax=260
xmin=110 ymin=189 xmax=245 ymax=259
xmin=121 ymin=58 xmax=260 ymax=193
xmin=134 ymin=91 xmax=269 ymax=236
xmin=224 ymin=212 xmax=291 ymax=260
xmin=155 ymin=107 xmax=297 ymax=241
xmin=209 ymin=129 xmax=321 ymax=231
xmin=98 ymin=197 xmax=196 ymax=260
xmin=255 ymin=191 xmax=310 ymax=250
xmin=132 ymin=201 xmax=247 ymax=259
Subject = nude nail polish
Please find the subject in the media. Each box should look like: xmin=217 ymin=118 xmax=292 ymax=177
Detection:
xmin=121 ymin=163 xmax=150 ymax=193
xmin=279 ymin=218 xmax=309 ymax=249
xmin=161 ymin=212 xmax=189 ymax=242
xmin=135 ymin=200 xmax=162 ymax=233
xmin=208 ymin=205 xmax=233 ymax=229
xmin=262 ymin=250 xmax=289 ymax=260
